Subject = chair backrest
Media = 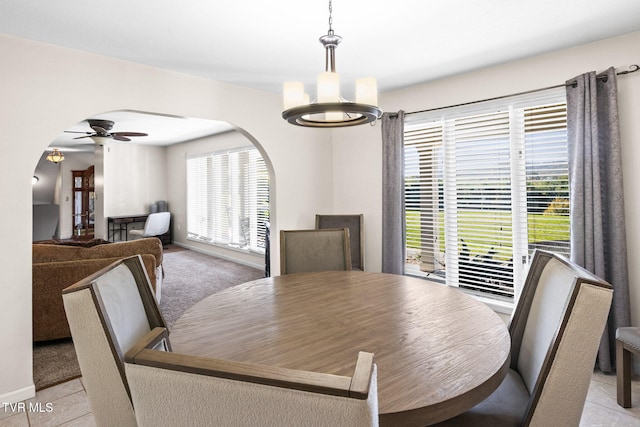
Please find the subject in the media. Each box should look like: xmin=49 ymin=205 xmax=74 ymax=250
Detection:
xmin=143 ymin=212 xmax=171 ymax=236
xmin=62 ymin=255 xmax=169 ymax=427
xmin=280 ymin=228 xmax=352 ymax=275
xmin=125 ymin=327 xmax=378 ymax=427
xmin=316 ymin=214 xmax=364 ymax=270
xmin=509 ymin=250 xmax=613 ymax=426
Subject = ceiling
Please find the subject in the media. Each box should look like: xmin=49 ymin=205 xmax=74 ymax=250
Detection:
xmin=49 ymin=111 xmax=235 ymax=152
xmin=4 ymin=0 xmax=640 ymax=150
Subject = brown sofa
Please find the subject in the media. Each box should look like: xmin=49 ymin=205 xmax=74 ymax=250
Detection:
xmin=32 ymin=238 xmax=164 ymax=342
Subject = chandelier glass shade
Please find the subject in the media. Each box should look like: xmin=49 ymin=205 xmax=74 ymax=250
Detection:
xmin=46 ymin=148 xmax=65 ymax=163
xmin=282 ymin=1 xmax=382 ymax=128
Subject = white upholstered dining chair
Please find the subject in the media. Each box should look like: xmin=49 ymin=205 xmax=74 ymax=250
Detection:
xmin=125 ymin=327 xmax=378 ymax=427
xmin=436 ymin=250 xmax=613 ymax=426
xmin=62 ymin=255 xmax=169 ymax=427
xmin=280 ymin=228 xmax=352 ymax=275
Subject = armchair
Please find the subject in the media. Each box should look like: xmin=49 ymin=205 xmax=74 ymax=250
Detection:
xmin=62 ymin=255 xmax=168 ymax=427
xmin=129 ymin=211 xmax=171 ymax=241
xmin=125 ymin=327 xmax=378 ymax=427
xmin=437 ymin=250 xmax=613 ymax=426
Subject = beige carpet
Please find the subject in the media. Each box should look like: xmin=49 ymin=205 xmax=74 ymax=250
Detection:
xmin=32 ymin=246 xmax=264 ymax=390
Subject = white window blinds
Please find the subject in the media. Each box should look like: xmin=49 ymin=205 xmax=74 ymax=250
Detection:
xmin=404 ymin=88 xmax=569 ymax=299
xmin=187 ymin=146 xmax=269 ymax=254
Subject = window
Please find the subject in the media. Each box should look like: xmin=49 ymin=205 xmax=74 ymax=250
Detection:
xmin=404 ymin=89 xmax=569 ymax=299
xmin=187 ymin=146 xmax=269 ymax=254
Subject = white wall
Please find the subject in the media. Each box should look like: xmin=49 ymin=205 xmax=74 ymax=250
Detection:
xmin=103 ymin=143 xmax=168 ymax=218
xmin=100 ymin=142 xmax=168 ymax=238
xmin=333 ymin=32 xmax=640 ymax=323
xmin=166 ymin=130 xmax=266 ymax=269
xmin=330 ymin=123 xmax=382 ymax=272
xmin=0 ymin=33 xmax=333 ymax=403
xmin=5 ymin=28 xmax=640 ymax=403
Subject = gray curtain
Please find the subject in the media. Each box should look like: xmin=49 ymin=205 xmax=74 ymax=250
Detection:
xmin=381 ymin=111 xmax=405 ymax=274
xmin=566 ymin=68 xmax=631 ymax=373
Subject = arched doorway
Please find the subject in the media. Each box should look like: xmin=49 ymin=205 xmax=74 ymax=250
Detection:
xmin=31 ymin=110 xmax=275 ymax=390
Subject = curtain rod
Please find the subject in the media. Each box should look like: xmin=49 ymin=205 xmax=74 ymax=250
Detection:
xmin=404 ymin=64 xmax=640 ymax=117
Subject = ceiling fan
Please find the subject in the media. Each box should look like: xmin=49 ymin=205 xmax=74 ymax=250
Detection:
xmin=65 ymin=119 xmax=148 ymax=142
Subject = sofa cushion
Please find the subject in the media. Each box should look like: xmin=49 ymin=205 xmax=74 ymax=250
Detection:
xmin=32 ymin=238 xmax=164 ymax=342
xmin=33 ymin=238 xmax=163 ymax=266
xmin=32 ymin=254 xmax=158 ymax=341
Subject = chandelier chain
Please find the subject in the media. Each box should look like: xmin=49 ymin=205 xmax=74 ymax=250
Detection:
xmin=328 ymin=0 xmax=333 ymax=34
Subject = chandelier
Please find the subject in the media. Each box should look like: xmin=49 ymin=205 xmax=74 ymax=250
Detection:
xmin=282 ymin=1 xmax=382 ymax=128
xmin=46 ymin=148 xmax=65 ymax=164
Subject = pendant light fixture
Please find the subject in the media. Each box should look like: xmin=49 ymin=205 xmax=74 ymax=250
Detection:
xmin=282 ymin=1 xmax=382 ymax=128
xmin=46 ymin=148 xmax=65 ymax=164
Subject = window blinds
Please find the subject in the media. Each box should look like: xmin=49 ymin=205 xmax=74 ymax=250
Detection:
xmin=187 ymin=146 xmax=269 ymax=254
xmin=404 ymin=88 xmax=568 ymax=299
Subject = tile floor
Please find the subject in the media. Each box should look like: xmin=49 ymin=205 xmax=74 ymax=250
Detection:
xmin=0 ymin=378 xmax=94 ymax=427
xmin=1 ymin=371 xmax=640 ymax=426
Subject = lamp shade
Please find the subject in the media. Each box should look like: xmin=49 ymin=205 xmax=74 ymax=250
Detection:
xmin=356 ymin=78 xmax=378 ymax=106
xmin=283 ymin=81 xmax=306 ymax=110
xmin=90 ymin=136 xmax=111 ymax=146
xmin=317 ymin=72 xmax=340 ymax=103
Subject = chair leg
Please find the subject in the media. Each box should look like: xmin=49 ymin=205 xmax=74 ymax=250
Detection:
xmin=617 ymin=339 xmax=633 ymax=408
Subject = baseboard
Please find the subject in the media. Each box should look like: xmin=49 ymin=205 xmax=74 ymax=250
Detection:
xmin=0 ymin=383 xmax=35 ymax=405
xmin=172 ymin=242 xmax=263 ymax=271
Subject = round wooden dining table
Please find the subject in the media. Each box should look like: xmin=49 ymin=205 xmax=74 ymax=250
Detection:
xmin=170 ymin=271 xmax=511 ymax=426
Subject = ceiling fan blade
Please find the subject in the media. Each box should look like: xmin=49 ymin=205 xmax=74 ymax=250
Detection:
xmin=91 ymin=126 xmax=110 ymax=135
xmin=112 ymin=132 xmax=148 ymax=137
xmin=65 ymin=120 xmax=145 ymax=144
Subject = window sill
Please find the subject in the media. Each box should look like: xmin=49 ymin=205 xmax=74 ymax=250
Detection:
xmin=187 ymin=236 xmax=265 ymax=256
xmin=406 ymin=267 xmax=514 ymax=317
xmin=462 ymin=291 xmax=514 ymax=316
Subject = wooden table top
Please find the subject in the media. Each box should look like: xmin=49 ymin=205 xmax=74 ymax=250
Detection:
xmin=170 ymin=271 xmax=511 ymax=426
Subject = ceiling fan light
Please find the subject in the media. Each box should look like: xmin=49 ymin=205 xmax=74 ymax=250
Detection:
xmin=90 ymin=136 xmax=112 ymax=146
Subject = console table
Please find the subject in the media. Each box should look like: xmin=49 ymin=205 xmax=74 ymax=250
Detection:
xmin=107 ymin=214 xmax=171 ymax=245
